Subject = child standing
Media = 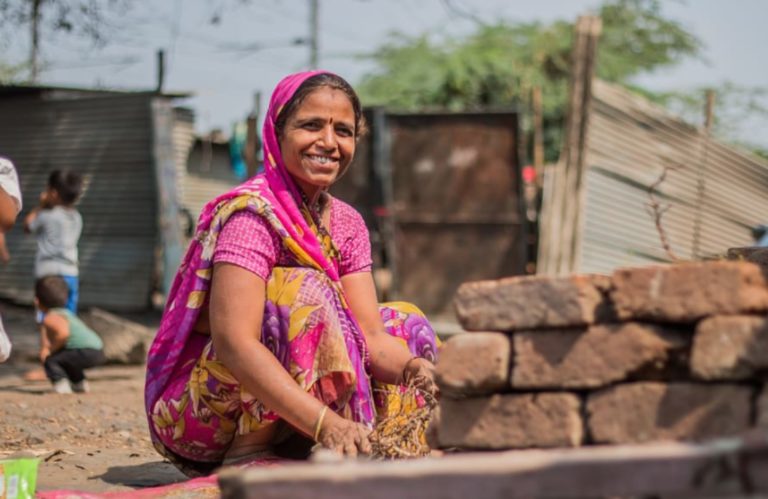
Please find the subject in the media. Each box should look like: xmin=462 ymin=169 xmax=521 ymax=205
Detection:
xmin=24 ymin=169 xmax=83 ymax=313
xmin=0 ymin=157 xmax=22 ymax=362
xmin=36 ymin=276 xmax=104 ymax=393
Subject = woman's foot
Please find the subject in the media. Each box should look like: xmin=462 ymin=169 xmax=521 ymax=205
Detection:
xmin=223 ymin=425 xmax=278 ymax=464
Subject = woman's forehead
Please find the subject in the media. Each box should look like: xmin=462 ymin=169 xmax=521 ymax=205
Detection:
xmin=291 ymin=87 xmax=354 ymax=116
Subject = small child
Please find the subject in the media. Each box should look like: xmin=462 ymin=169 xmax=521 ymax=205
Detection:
xmin=36 ymin=276 xmax=104 ymax=394
xmin=24 ymin=169 xmax=83 ymax=314
xmin=0 ymin=157 xmax=23 ymax=362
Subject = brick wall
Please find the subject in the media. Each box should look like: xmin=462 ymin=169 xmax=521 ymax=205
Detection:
xmin=433 ymin=260 xmax=768 ymax=450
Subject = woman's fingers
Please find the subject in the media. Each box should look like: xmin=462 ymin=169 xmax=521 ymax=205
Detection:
xmin=344 ymin=438 xmax=358 ymax=457
xmin=356 ymin=428 xmax=373 ymax=455
xmin=318 ymin=419 xmax=371 ymax=456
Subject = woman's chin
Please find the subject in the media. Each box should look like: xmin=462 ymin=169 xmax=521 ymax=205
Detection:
xmin=307 ymin=173 xmax=339 ymax=188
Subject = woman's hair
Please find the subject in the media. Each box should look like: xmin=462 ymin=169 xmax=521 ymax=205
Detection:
xmin=274 ymin=73 xmax=368 ymax=141
xmin=35 ymin=276 xmax=69 ymax=309
xmin=48 ymin=169 xmax=83 ymax=205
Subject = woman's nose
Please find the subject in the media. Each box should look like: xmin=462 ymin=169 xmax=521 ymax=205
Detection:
xmin=316 ymin=125 xmax=337 ymax=149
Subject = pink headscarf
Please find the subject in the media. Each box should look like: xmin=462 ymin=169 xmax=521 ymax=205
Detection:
xmin=258 ymin=70 xmax=342 ymax=281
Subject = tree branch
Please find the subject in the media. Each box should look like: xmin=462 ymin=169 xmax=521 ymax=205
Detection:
xmin=646 ymin=165 xmax=681 ymax=261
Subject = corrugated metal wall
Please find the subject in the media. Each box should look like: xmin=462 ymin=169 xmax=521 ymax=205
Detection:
xmin=172 ymin=108 xmax=196 ymax=205
xmin=0 ymin=91 xmax=159 ymax=310
xmin=541 ymin=79 xmax=768 ymax=275
xmin=182 ymin=141 xmax=241 ymax=226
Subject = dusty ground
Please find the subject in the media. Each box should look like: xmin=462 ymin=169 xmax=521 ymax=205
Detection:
xmin=0 ymin=302 xmax=187 ymax=494
xmin=0 ymin=301 xmax=460 ymax=495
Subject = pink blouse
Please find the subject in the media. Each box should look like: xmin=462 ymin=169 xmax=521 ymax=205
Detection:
xmin=213 ymin=197 xmax=373 ymax=279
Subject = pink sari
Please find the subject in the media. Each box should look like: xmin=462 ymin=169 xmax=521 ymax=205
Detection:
xmin=144 ymin=71 xmax=438 ymax=476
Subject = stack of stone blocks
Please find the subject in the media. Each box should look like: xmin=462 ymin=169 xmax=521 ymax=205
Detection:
xmin=432 ymin=261 xmax=768 ymax=450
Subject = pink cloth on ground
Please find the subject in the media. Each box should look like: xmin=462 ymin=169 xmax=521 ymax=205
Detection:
xmin=213 ymin=196 xmax=373 ymax=279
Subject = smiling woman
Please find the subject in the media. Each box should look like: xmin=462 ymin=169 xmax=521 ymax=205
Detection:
xmin=144 ymin=71 xmax=440 ymax=476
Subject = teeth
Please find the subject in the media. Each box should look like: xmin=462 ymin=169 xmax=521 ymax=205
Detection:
xmin=309 ymin=155 xmax=332 ymax=164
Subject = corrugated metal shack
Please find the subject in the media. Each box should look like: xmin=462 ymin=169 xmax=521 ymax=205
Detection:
xmin=180 ymin=131 xmax=242 ymax=229
xmin=539 ymin=78 xmax=768 ymax=274
xmin=0 ymin=85 xmax=192 ymax=310
xmin=333 ymin=109 xmax=526 ymax=318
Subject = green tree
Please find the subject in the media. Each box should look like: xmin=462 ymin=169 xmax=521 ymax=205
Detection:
xmin=359 ymin=0 xmax=703 ymax=161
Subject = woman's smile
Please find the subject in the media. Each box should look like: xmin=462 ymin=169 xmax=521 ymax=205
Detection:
xmin=304 ymin=153 xmax=339 ymax=169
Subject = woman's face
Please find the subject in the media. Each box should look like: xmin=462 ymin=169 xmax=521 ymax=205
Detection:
xmin=279 ymin=86 xmax=356 ymax=199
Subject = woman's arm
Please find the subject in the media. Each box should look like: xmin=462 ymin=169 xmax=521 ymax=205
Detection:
xmin=341 ymin=271 xmax=435 ymax=386
xmin=209 ymin=262 xmax=371 ymax=455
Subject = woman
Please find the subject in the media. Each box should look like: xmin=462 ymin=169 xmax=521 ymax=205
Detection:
xmin=144 ymin=71 xmax=439 ymax=476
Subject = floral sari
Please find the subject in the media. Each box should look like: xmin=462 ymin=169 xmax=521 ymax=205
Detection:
xmin=144 ymin=71 xmax=439 ymax=476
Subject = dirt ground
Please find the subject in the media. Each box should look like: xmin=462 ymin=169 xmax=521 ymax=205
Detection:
xmin=0 ymin=301 xmax=188 ymax=494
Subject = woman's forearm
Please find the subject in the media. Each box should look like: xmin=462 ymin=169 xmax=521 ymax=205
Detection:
xmin=366 ymin=330 xmax=414 ymax=385
xmin=213 ymin=334 xmax=326 ymax=437
xmin=209 ymin=263 xmax=328 ymax=438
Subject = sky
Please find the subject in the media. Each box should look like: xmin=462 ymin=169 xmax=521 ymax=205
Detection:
xmin=3 ymin=0 xmax=767 ymax=147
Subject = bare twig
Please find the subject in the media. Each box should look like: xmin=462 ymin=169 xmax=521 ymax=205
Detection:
xmin=646 ymin=166 xmax=681 ymax=261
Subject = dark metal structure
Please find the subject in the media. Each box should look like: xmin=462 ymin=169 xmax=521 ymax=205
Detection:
xmin=333 ymin=109 xmax=526 ymax=317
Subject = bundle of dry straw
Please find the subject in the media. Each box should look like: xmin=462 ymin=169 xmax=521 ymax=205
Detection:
xmin=369 ymin=376 xmax=438 ymax=459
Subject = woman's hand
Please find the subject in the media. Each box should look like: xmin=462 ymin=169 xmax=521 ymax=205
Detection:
xmin=316 ymin=412 xmax=372 ymax=457
xmin=403 ymin=357 xmax=439 ymax=399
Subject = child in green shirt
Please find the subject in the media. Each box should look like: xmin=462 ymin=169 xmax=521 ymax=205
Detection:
xmin=36 ymin=276 xmax=105 ymax=394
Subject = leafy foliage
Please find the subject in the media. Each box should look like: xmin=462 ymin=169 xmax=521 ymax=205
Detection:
xmin=358 ymin=0 xmax=704 ymax=160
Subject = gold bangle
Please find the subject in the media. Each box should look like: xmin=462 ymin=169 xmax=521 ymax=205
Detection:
xmin=313 ymin=406 xmax=329 ymax=442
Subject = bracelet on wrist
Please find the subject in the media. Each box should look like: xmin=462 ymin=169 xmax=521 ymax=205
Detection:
xmin=313 ymin=405 xmax=329 ymax=442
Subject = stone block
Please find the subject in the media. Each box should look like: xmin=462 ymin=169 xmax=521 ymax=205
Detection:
xmin=512 ymin=323 xmax=688 ymax=389
xmin=454 ymin=274 xmax=611 ymax=332
xmin=691 ymin=315 xmax=768 ymax=380
xmin=611 ymin=261 xmax=768 ymax=323
xmin=435 ymin=333 xmax=511 ymax=396
xmin=437 ymin=393 xmax=582 ymax=449
xmin=219 ymin=436 xmax=764 ymax=499
xmin=587 ymin=382 xmax=752 ymax=444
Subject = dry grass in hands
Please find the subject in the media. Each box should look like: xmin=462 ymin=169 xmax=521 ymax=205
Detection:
xmin=368 ymin=375 xmax=438 ymax=460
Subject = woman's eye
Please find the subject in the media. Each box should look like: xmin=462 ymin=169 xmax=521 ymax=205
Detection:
xmin=302 ymin=122 xmax=321 ymax=130
xmin=336 ymin=127 xmax=353 ymax=137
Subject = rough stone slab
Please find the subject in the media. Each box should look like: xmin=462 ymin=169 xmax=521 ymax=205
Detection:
xmin=435 ymin=333 xmax=511 ymax=396
xmin=454 ymin=274 xmax=612 ymax=331
xmin=587 ymin=382 xmax=752 ymax=444
xmin=437 ymin=393 xmax=582 ymax=449
xmin=512 ymin=323 xmax=688 ymax=389
xmin=728 ymin=246 xmax=768 ymax=274
xmin=218 ymin=436 xmax=765 ymax=499
xmin=611 ymin=261 xmax=768 ymax=323
xmin=80 ymin=308 xmax=154 ymax=364
xmin=691 ymin=315 xmax=768 ymax=380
